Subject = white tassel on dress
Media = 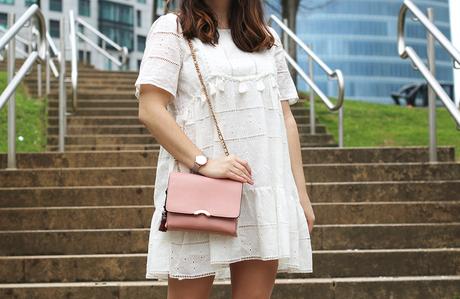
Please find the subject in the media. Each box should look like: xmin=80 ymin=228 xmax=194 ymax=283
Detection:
xmin=217 ymin=77 xmax=225 ymax=92
xmin=256 ymin=79 xmax=265 ymax=91
xmin=238 ymin=81 xmax=248 ymax=93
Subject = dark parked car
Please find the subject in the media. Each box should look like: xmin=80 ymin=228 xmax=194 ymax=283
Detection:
xmin=391 ymin=82 xmax=454 ymax=107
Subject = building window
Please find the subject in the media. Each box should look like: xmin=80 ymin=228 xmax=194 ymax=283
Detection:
xmin=78 ymin=50 xmax=91 ymax=64
xmin=137 ymin=59 xmax=142 ymax=69
xmin=0 ymin=0 xmax=14 ymax=5
xmin=78 ymin=0 xmax=90 ymax=17
xmin=0 ymin=13 xmax=7 ymax=29
xmin=78 ymin=23 xmax=85 ymax=34
xmin=49 ymin=19 xmax=60 ymax=38
xmin=98 ymin=0 xmax=134 ymax=51
xmin=24 ymin=0 xmax=36 ymax=6
xmin=137 ymin=35 xmax=145 ymax=52
xmin=49 ymin=0 xmax=62 ymax=12
xmin=136 ymin=10 xmax=141 ymax=27
xmin=137 ymin=0 xmax=146 ymax=3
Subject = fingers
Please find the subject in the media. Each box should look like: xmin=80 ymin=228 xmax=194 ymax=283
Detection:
xmin=230 ymin=164 xmax=254 ymax=184
xmin=231 ymin=160 xmax=252 ymax=181
xmin=226 ymin=168 xmax=249 ymax=184
xmin=234 ymin=156 xmax=252 ymax=175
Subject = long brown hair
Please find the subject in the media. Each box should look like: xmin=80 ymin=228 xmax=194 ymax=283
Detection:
xmin=167 ymin=0 xmax=275 ymax=53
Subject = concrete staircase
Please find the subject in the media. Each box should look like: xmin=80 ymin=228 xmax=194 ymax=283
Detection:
xmin=0 ymin=64 xmax=459 ymax=298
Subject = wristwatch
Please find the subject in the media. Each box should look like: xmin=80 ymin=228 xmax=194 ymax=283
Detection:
xmin=191 ymin=154 xmax=208 ymax=174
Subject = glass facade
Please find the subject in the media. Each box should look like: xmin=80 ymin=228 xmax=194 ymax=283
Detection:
xmin=136 ymin=9 xmax=141 ymax=27
xmin=78 ymin=0 xmax=90 ymax=17
xmin=137 ymin=34 xmax=145 ymax=52
xmin=0 ymin=0 xmax=14 ymax=4
xmin=0 ymin=13 xmax=7 ymax=29
xmin=24 ymin=0 xmax=37 ymax=6
xmin=49 ymin=19 xmax=60 ymax=38
xmin=49 ymin=0 xmax=62 ymax=12
xmin=268 ymin=0 xmax=453 ymax=104
xmin=98 ymin=0 xmax=134 ymax=51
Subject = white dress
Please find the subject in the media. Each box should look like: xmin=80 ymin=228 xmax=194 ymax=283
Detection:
xmin=134 ymin=12 xmax=313 ymax=281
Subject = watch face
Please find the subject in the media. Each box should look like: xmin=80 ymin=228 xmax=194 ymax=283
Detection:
xmin=196 ymin=155 xmax=207 ymax=165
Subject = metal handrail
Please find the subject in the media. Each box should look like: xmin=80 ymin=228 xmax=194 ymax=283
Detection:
xmin=68 ymin=9 xmax=129 ymax=111
xmin=0 ymin=27 xmax=30 ymax=59
xmin=76 ymin=16 xmax=129 ymax=64
xmin=0 ymin=4 xmax=46 ymax=169
xmin=68 ymin=10 xmax=78 ymax=111
xmin=0 ymin=5 xmax=68 ymax=169
xmin=398 ymin=0 xmax=460 ymax=162
xmin=46 ymin=32 xmax=59 ymax=78
xmin=0 ymin=5 xmax=46 ymax=107
xmin=268 ymin=14 xmax=345 ymax=147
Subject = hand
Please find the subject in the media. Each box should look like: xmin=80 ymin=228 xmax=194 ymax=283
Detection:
xmin=197 ymin=154 xmax=254 ymax=185
xmin=299 ymin=195 xmax=315 ymax=234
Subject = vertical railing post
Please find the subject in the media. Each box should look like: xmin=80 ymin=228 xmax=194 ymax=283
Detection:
xmin=37 ymin=43 xmax=42 ymax=97
xmin=102 ymin=39 xmax=107 ymax=69
xmin=58 ymin=16 xmax=66 ymax=152
xmin=426 ymin=8 xmax=437 ymax=162
xmin=69 ymin=10 xmax=78 ymax=111
xmin=338 ymin=105 xmax=344 ymax=148
xmin=45 ymin=48 xmax=50 ymax=95
xmin=7 ymin=13 xmax=16 ymax=169
xmin=308 ymin=44 xmax=316 ymax=135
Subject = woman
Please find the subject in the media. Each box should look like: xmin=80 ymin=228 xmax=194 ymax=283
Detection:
xmin=135 ymin=0 xmax=315 ymax=298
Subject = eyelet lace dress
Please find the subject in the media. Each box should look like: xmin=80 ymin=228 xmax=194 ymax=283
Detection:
xmin=134 ymin=12 xmax=313 ymax=281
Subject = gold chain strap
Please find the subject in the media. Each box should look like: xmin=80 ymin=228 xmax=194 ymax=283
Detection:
xmin=171 ymin=37 xmax=230 ymax=171
xmin=186 ymin=38 xmax=230 ymax=156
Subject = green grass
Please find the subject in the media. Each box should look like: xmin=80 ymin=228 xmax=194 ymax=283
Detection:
xmin=299 ymin=91 xmax=460 ymax=162
xmin=0 ymin=71 xmax=47 ymax=153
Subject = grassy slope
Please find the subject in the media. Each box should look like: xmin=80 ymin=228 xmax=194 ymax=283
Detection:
xmin=0 ymin=71 xmax=47 ymax=153
xmin=299 ymin=91 xmax=460 ymax=161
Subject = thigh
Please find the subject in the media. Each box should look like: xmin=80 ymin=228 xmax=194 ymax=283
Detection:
xmin=230 ymin=259 xmax=279 ymax=299
xmin=168 ymin=274 xmax=215 ymax=299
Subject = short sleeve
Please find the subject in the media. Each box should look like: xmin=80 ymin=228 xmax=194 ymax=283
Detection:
xmin=268 ymin=26 xmax=299 ymax=105
xmin=134 ymin=13 xmax=184 ymax=101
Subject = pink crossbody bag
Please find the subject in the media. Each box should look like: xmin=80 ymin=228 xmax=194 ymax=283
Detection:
xmin=158 ymin=35 xmax=244 ymax=237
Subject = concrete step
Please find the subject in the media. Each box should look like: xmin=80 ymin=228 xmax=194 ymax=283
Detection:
xmin=46 ymin=92 xmax=135 ymax=100
xmin=1 ymin=223 xmax=459 ymax=255
xmin=45 ymin=142 xmax=339 ymax=151
xmin=47 ymin=115 xmax=320 ymax=126
xmin=48 ymin=100 xmax=140 ymax=109
xmin=47 ymin=124 xmax=328 ymax=135
xmin=25 ymin=69 xmax=138 ymax=76
xmin=2 ymin=163 xmax=460 ymax=188
xmin=27 ymin=85 xmax=135 ymax=94
xmin=48 ymin=116 xmax=144 ymax=126
xmin=0 ymin=249 xmax=459 ymax=283
xmin=1 ymin=276 xmax=459 ymax=299
xmin=309 ymin=180 xmax=460 ymax=203
xmin=48 ymin=107 xmax=140 ymax=117
xmin=46 ymin=133 xmax=336 ymax=146
xmin=2 ymin=181 xmax=458 ymax=208
xmin=1 ymin=201 xmax=458 ymax=230
xmin=47 ymin=106 xmax=314 ymax=117
xmin=0 ymin=62 xmax=93 ymax=71
xmin=1 ymin=147 xmax=454 ymax=169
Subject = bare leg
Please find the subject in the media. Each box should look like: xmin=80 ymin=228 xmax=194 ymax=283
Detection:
xmin=230 ymin=259 xmax=278 ymax=299
xmin=168 ymin=274 xmax=215 ymax=299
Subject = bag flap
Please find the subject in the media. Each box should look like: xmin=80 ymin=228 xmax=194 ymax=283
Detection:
xmin=165 ymin=172 xmax=243 ymax=218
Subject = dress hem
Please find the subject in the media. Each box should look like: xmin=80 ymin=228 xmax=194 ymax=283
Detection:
xmin=145 ymin=255 xmax=313 ymax=281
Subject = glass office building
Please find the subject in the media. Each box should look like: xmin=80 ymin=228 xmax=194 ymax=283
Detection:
xmin=269 ymin=0 xmax=452 ymax=104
